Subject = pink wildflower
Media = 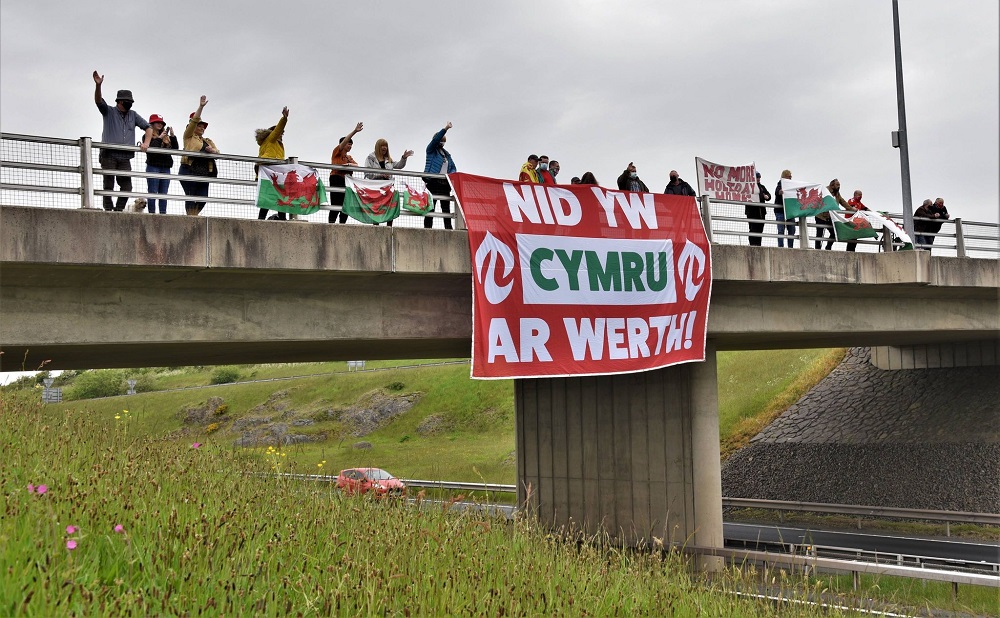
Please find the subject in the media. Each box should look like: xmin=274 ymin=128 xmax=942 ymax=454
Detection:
xmin=114 ymin=524 xmax=124 ymax=534
xmin=36 ymin=485 xmax=48 ymax=495
xmin=191 ymin=443 xmax=202 ymax=449
xmin=66 ymin=525 xmax=77 ymax=534
xmin=27 ymin=483 xmax=35 ymax=492
xmin=66 ymin=540 xmax=77 ymax=550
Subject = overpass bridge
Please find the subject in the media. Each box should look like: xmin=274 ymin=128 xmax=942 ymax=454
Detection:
xmin=2 ymin=205 xmax=996 ymax=370
xmin=3 ymin=185 xmax=998 ymax=571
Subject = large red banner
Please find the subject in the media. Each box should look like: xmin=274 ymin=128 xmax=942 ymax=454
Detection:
xmin=450 ymin=173 xmax=713 ymax=379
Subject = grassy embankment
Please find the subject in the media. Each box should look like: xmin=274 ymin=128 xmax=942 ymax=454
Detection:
xmin=8 ymin=390 xmax=998 ymax=617
xmin=24 ymin=349 xmax=845 ymax=482
xmin=0 ymin=391 xmax=840 ymax=616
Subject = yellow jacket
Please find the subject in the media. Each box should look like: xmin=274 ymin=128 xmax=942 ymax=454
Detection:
xmin=257 ymin=115 xmax=287 ymax=161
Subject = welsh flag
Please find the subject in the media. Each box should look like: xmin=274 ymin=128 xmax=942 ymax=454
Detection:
xmin=342 ymin=176 xmax=399 ymax=224
xmin=830 ymin=210 xmax=879 ymax=241
xmin=257 ymin=164 xmax=327 ymax=215
xmin=397 ymin=181 xmax=433 ymax=215
xmin=781 ymin=180 xmax=841 ymax=219
xmin=831 ymin=210 xmax=913 ymax=248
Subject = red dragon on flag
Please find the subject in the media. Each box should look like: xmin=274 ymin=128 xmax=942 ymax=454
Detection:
xmin=794 ymin=186 xmax=824 ymax=211
xmin=268 ymin=170 xmax=321 ymax=207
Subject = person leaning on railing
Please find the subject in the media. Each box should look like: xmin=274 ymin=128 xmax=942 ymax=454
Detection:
xmin=178 ymin=95 xmax=219 ymax=216
xmin=255 ymin=106 xmax=290 ymax=221
xmin=914 ymin=197 xmax=950 ymax=252
xmin=364 ymin=138 xmax=413 ymax=228
xmin=140 ymin=114 xmax=178 ymax=214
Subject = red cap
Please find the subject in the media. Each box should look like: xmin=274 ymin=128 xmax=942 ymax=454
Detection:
xmin=148 ymin=114 xmax=165 ymax=124
xmin=189 ymin=112 xmax=208 ymax=128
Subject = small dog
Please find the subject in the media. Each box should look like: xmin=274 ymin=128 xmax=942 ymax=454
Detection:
xmin=131 ymin=197 xmax=148 ymax=213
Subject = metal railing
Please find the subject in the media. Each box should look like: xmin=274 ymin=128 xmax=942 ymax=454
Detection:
xmin=0 ymin=132 xmax=459 ymax=229
xmin=4 ymin=131 xmax=997 ymax=255
xmin=276 ymin=473 xmax=998 ymax=533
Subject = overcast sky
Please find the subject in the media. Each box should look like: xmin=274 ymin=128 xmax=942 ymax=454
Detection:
xmin=1 ymin=0 xmax=997 ymax=225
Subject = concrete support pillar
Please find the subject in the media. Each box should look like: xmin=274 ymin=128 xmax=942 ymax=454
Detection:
xmin=690 ymin=341 xmax=724 ymax=571
xmin=515 ymin=343 xmax=724 ymax=569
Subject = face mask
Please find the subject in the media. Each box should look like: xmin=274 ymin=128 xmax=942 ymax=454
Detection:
xmin=120 ymin=101 xmax=133 ymax=111
xmin=670 ymin=175 xmax=678 ymax=182
xmin=630 ymin=172 xmax=637 ymax=179
xmin=538 ymin=163 xmax=548 ymax=171
xmin=551 ymin=168 xmax=558 ymax=176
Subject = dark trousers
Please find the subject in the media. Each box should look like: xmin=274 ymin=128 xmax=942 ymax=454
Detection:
xmin=746 ymin=205 xmax=765 ymax=246
xmin=424 ymin=178 xmax=453 ymax=230
xmin=178 ymin=165 xmax=209 ymax=215
xmin=100 ymin=153 xmax=132 ymax=211
xmin=328 ymin=174 xmax=348 ymax=224
xmin=814 ymin=221 xmax=834 ymax=250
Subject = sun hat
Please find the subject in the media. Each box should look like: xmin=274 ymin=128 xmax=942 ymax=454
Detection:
xmin=148 ymin=114 xmax=165 ymax=124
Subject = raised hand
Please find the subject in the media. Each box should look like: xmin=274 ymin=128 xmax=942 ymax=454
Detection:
xmin=445 ymin=121 xmax=453 ymax=130
xmin=403 ymin=149 xmax=414 ymax=158
xmin=199 ymin=95 xmax=208 ymax=107
xmin=282 ymin=106 xmax=289 ymax=117
xmin=92 ymin=71 xmax=104 ymax=85
xmin=354 ymin=121 xmax=364 ymax=133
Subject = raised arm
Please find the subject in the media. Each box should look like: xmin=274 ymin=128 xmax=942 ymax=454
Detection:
xmin=394 ymin=149 xmax=414 ymax=170
xmin=185 ymin=95 xmax=208 ymax=139
xmin=93 ymin=70 xmax=106 ymax=111
xmin=426 ymin=122 xmax=451 ymax=154
xmin=336 ymin=121 xmax=363 ymax=152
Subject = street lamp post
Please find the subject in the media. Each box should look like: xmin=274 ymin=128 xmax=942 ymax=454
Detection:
xmin=892 ymin=0 xmax=915 ymax=240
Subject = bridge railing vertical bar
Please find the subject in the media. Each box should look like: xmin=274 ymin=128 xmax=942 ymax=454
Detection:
xmin=881 ymin=227 xmax=894 ymax=252
xmin=954 ymin=218 xmax=966 ymax=257
xmin=797 ymin=217 xmax=810 ymax=249
xmin=699 ymin=194 xmax=714 ymax=243
xmin=79 ymin=137 xmax=94 ymax=209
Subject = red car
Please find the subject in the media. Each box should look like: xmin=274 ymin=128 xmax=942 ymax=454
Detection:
xmin=336 ymin=468 xmax=406 ymax=497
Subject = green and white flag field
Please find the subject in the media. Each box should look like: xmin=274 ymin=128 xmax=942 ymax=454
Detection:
xmin=342 ymin=176 xmax=400 ymax=224
xmin=780 ymin=180 xmax=841 ymax=219
xmin=256 ymin=164 xmax=327 ymax=216
xmin=397 ymin=181 xmax=433 ymax=215
xmin=831 ymin=210 xmax=913 ymax=248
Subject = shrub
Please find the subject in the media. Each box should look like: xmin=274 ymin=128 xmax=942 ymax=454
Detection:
xmin=211 ymin=367 xmax=241 ymax=385
xmin=205 ymin=422 xmax=221 ymax=434
xmin=68 ymin=370 xmax=126 ymax=400
xmin=386 ymin=381 xmax=405 ymax=391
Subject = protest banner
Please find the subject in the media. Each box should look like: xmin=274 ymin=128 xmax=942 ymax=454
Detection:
xmin=450 ymin=173 xmax=713 ymax=379
xmin=694 ymin=157 xmax=758 ymax=202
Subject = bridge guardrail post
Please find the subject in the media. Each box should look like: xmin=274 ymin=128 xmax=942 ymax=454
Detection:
xmin=79 ymin=137 xmax=94 ymax=209
xmin=954 ymin=218 xmax=965 ymax=257
xmin=798 ymin=217 xmax=810 ymax=249
xmin=453 ymin=196 xmax=466 ymax=230
xmin=699 ymin=195 xmax=714 ymax=243
xmin=286 ymin=156 xmax=300 ymax=220
xmin=881 ymin=226 xmax=894 ymax=252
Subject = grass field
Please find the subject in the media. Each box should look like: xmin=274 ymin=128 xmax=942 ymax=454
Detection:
xmin=3 ymin=391 xmax=873 ymax=617
xmin=5 ymin=353 xmax=997 ymax=616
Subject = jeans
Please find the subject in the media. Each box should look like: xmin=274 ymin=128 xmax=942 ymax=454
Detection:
xmin=775 ymin=210 xmax=795 ymax=248
xmin=178 ymin=164 xmax=209 ymax=215
xmin=100 ymin=153 xmax=132 ymax=211
xmin=916 ymin=234 xmax=934 ymax=249
xmin=145 ymin=164 xmax=171 ymax=214
xmin=423 ymin=178 xmax=453 ymax=230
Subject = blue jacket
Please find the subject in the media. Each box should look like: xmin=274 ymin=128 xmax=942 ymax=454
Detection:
xmin=423 ymin=127 xmax=456 ymax=174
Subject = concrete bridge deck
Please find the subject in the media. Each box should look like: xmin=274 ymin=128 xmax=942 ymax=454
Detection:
xmin=1 ymin=205 xmax=997 ymax=371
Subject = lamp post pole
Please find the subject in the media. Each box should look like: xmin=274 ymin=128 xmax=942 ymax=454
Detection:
xmin=892 ymin=0 xmax=915 ymax=241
